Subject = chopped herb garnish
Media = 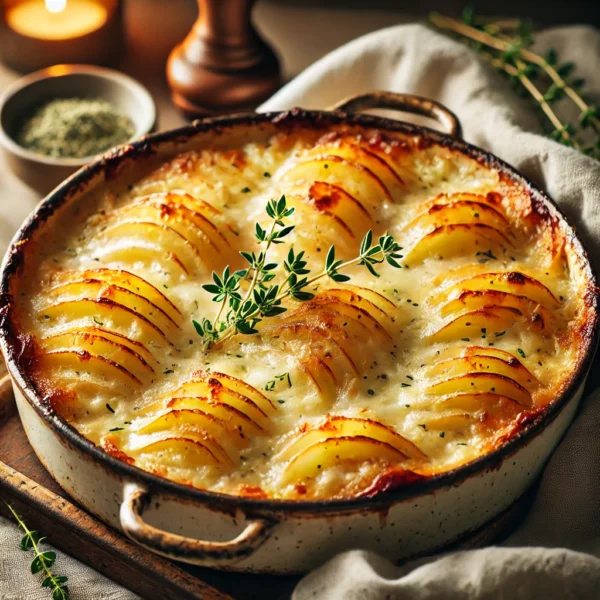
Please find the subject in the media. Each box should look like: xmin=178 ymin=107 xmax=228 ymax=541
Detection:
xmin=418 ymin=424 xmax=427 ymax=430
xmin=277 ymin=399 xmax=285 ymax=404
xmin=495 ymin=330 xmax=506 ymax=337
xmin=163 ymin=369 xmax=174 ymax=374
xmin=439 ymin=431 xmax=446 ymax=438
xmin=106 ymin=403 xmax=115 ymax=413
xmin=457 ymin=442 xmax=468 ymax=446
xmin=241 ymin=187 xmax=251 ymax=193
xmin=367 ymin=389 xmax=375 ymax=396
xmin=517 ymin=348 xmax=526 ymax=358
xmin=109 ymin=427 xmax=124 ymax=432
xmin=461 ymin=338 xmax=470 ymax=342
xmin=263 ymin=172 xmax=271 ymax=178
xmin=93 ymin=317 xmax=103 ymax=325
xmin=481 ymin=328 xmax=487 ymax=339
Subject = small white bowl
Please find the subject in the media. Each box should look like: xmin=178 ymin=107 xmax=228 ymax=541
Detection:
xmin=0 ymin=64 xmax=156 ymax=194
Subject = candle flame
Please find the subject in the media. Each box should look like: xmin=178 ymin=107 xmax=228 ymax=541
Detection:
xmin=45 ymin=0 xmax=67 ymax=13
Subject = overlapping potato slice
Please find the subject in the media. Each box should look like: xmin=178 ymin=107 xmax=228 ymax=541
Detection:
xmin=404 ymin=199 xmax=509 ymax=234
xmin=168 ymin=382 xmax=271 ymax=433
xmin=39 ymin=297 xmax=172 ymax=348
xmin=405 ymin=224 xmax=514 ymax=265
xmin=137 ymin=409 xmax=234 ymax=466
xmin=282 ymin=437 xmax=404 ymax=484
xmin=284 ymin=181 xmax=374 ymax=242
xmin=41 ymin=329 xmax=155 ymax=383
xmin=429 ymin=306 xmax=524 ymax=342
xmin=55 ymin=269 xmax=182 ymax=324
xmin=278 ymin=416 xmax=425 ymax=462
xmin=39 ymin=350 xmax=143 ymax=387
xmin=437 ymin=272 xmax=560 ymax=309
xmin=427 ymin=353 xmax=537 ymax=391
xmin=100 ymin=221 xmax=205 ymax=275
xmin=305 ymin=139 xmax=405 ymax=198
xmin=423 ymin=191 xmax=504 ymax=210
xmin=267 ymin=288 xmax=400 ymax=404
xmin=426 ymin=372 xmax=532 ymax=406
xmin=281 ymin=419 xmax=417 ymax=485
xmin=47 ymin=278 xmax=180 ymax=336
xmin=439 ymin=290 xmax=556 ymax=332
xmin=134 ymin=437 xmax=221 ymax=469
xmin=282 ymin=155 xmax=391 ymax=216
xmin=118 ymin=192 xmax=240 ymax=270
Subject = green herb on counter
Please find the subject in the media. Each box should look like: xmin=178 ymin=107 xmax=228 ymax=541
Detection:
xmin=6 ymin=504 xmax=70 ymax=600
xmin=16 ymin=97 xmax=135 ymax=159
xmin=430 ymin=9 xmax=600 ymax=158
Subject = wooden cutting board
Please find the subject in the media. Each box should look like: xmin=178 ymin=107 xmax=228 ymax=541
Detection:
xmin=0 ymin=369 xmax=533 ymax=600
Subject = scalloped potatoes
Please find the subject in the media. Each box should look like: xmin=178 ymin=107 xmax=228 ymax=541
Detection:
xmin=9 ymin=126 xmax=593 ymax=500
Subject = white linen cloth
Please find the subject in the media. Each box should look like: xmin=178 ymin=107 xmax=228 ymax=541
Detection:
xmin=1 ymin=22 xmax=599 ymax=600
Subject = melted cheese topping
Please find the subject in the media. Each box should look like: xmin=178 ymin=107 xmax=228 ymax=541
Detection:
xmin=10 ymin=126 xmax=593 ymax=500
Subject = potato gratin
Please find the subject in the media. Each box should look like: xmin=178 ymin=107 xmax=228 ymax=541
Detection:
xmin=6 ymin=124 xmax=595 ymax=500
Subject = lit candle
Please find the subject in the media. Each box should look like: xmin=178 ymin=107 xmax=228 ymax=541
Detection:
xmin=6 ymin=0 xmax=108 ymax=41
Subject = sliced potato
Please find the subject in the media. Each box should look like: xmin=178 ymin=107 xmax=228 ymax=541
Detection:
xmin=135 ymin=437 xmax=220 ymax=468
xmin=426 ymin=355 xmax=537 ymax=390
xmin=323 ymin=287 xmax=400 ymax=331
xmin=47 ymin=280 xmax=179 ymax=334
xmin=170 ymin=378 xmax=270 ymax=432
xmin=404 ymin=200 xmax=509 ymax=234
xmin=290 ymin=181 xmax=373 ymax=240
xmin=101 ymin=221 xmax=204 ymax=274
xmin=278 ymin=416 xmax=425 ymax=462
xmin=137 ymin=409 xmax=234 ymax=464
xmin=426 ymin=372 xmax=532 ymax=406
xmin=282 ymin=436 xmax=406 ymax=484
xmin=437 ymin=272 xmax=560 ymax=309
xmin=435 ymin=393 xmax=520 ymax=411
xmin=420 ymin=413 xmax=472 ymax=431
xmin=306 ymin=141 xmax=403 ymax=197
xmin=405 ymin=224 xmax=514 ymax=265
xmin=40 ymin=350 xmax=142 ymax=387
xmin=61 ymin=269 xmax=182 ymax=323
xmin=439 ymin=289 xmax=556 ymax=332
xmin=94 ymin=243 xmax=189 ymax=276
xmin=207 ymin=371 xmax=276 ymax=416
xmin=40 ymin=298 xmax=171 ymax=347
xmin=429 ymin=307 xmax=522 ymax=342
xmin=168 ymin=396 xmax=263 ymax=438
xmin=41 ymin=331 xmax=154 ymax=382
xmin=269 ymin=323 xmax=360 ymax=376
xmin=282 ymin=155 xmax=391 ymax=214
xmin=299 ymin=355 xmax=338 ymax=406
xmin=290 ymin=297 xmax=392 ymax=341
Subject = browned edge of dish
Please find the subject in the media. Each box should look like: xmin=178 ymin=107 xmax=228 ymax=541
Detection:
xmin=0 ymin=106 xmax=598 ymax=516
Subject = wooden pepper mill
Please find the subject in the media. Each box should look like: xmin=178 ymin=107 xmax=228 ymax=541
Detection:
xmin=167 ymin=0 xmax=281 ymax=118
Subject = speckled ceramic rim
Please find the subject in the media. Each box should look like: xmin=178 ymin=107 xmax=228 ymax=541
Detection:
xmin=1 ymin=105 xmax=598 ymax=514
xmin=0 ymin=64 xmax=156 ymax=168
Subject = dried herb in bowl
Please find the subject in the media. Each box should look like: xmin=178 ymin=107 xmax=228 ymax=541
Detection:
xmin=16 ymin=97 xmax=135 ymax=159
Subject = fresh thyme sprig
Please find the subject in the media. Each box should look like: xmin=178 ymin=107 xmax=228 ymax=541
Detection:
xmin=193 ymin=195 xmax=403 ymax=348
xmin=6 ymin=504 xmax=70 ymax=600
xmin=430 ymin=9 xmax=600 ymax=158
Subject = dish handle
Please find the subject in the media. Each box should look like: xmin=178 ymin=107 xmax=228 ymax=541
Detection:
xmin=120 ymin=482 xmax=276 ymax=566
xmin=331 ymin=91 xmax=463 ymax=139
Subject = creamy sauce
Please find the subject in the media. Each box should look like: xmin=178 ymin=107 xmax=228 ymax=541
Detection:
xmin=14 ymin=128 xmax=590 ymax=499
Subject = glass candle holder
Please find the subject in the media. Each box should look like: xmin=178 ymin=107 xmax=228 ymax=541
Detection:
xmin=0 ymin=0 xmax=124 ymax=73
